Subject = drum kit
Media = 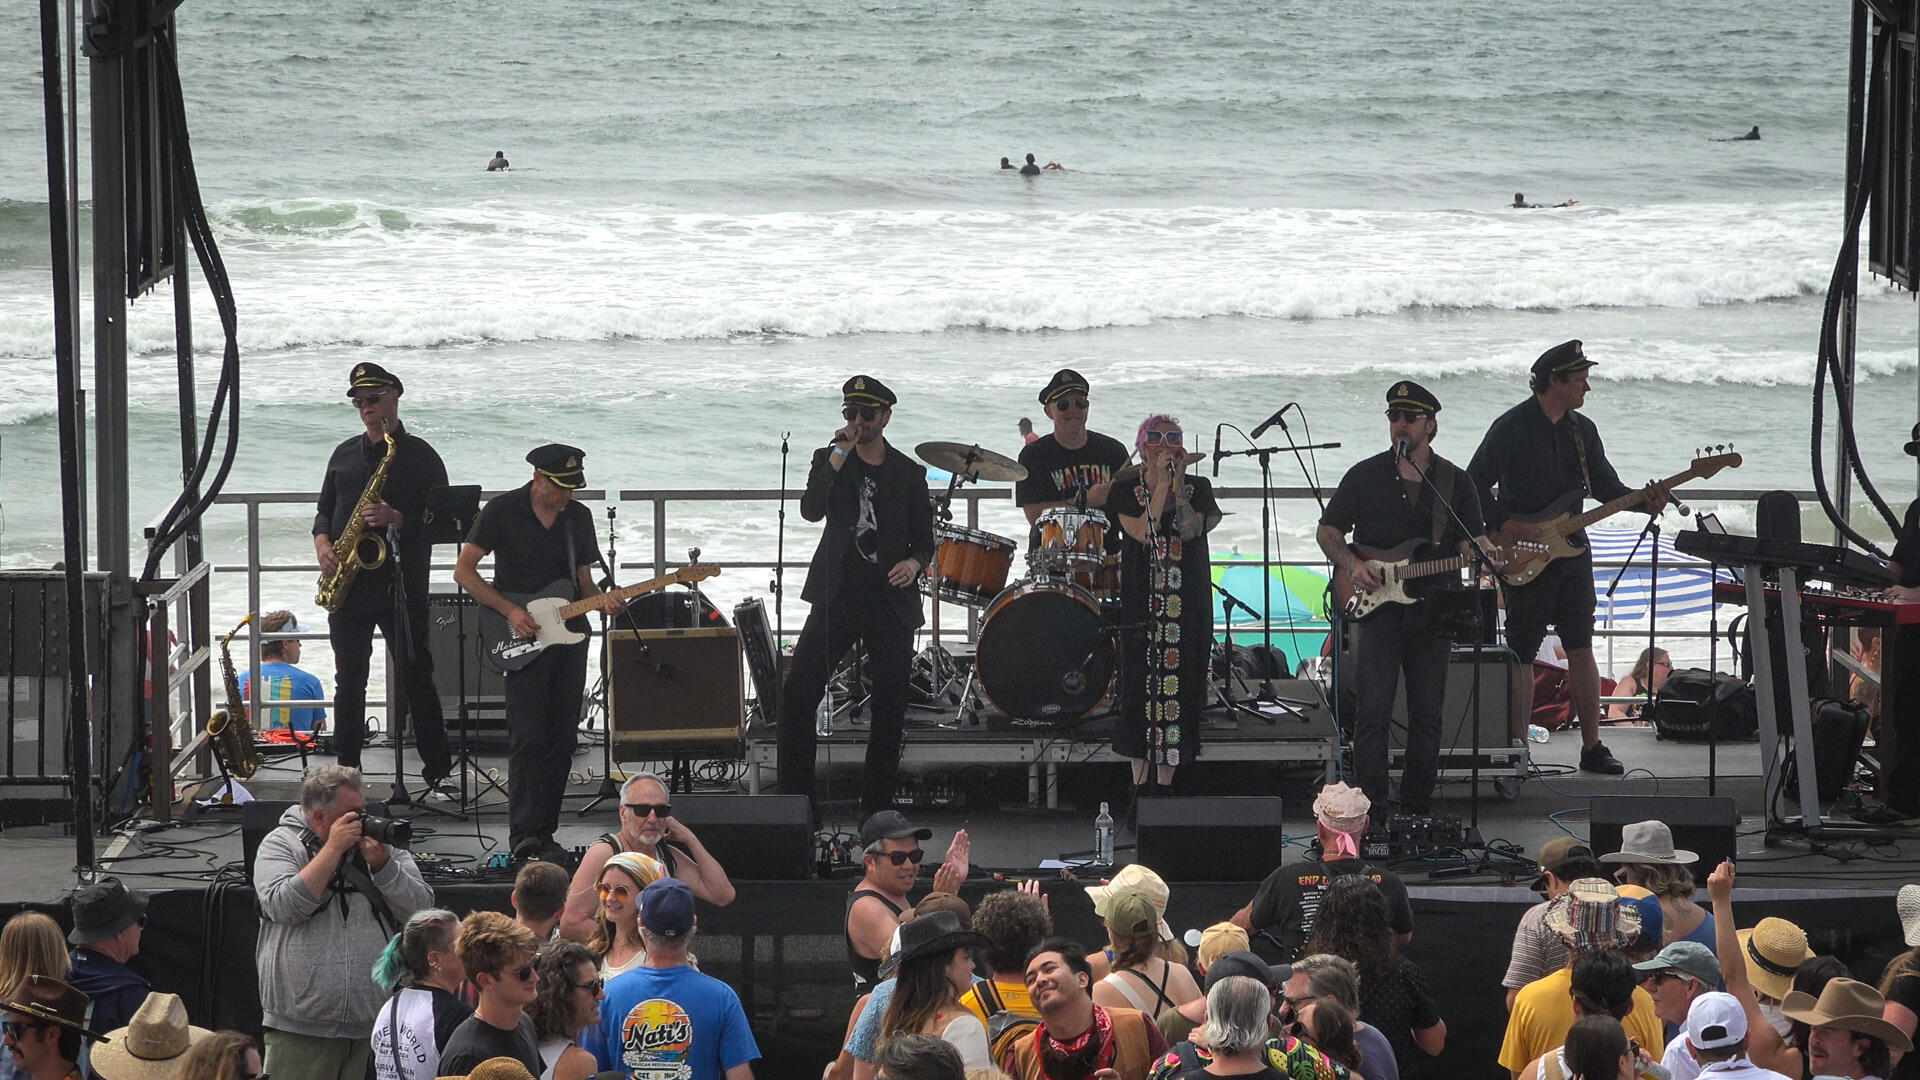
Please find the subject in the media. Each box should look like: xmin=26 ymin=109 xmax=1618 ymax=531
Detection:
xmin=912 ymin=440 xmax=1124 ymax=725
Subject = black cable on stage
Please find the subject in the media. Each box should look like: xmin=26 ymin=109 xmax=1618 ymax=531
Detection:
xmin=138 ymin=21 xmax=244 ymax=582
xmin=1810 ymin=19 xmax=1901 ymax=555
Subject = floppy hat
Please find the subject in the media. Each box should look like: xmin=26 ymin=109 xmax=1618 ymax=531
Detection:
xmin=1311 ymin=783 xmax=1370 ymax=835
xmin=1599 ymin=820 xmax=1698 ymax=865
xmin=1899 ymin=884 xmax=1920 ymax=946
xmin=1686 ymin=992 xmax=1748 ymax=1051
xmin=1086 ymin=864 xmax=1174 ymax=942
xmin=878 ymin=910 xmax=989 ymax=980
xmin=90 ymin=993 xmax=210 ymax=1080
xmin=69 ymin=877 xmax=148 ymax=946
xmin=1782 ymin=977 xmax=1913 ymax=1051
xmin=1542 ymin=878 xmax=1640 ymax=951
xmin=1633 ymin=941 xmax=1722 ymax=987
xmin=1734 ymin=917 xmax=1814 ymax=1002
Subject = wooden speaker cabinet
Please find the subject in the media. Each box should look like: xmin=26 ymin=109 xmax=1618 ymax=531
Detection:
xmin=605 ymin=628 xmax=747 ymax=758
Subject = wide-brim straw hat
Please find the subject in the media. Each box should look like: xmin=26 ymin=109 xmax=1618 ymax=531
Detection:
xmin=1782 ymin=978 xmax=1913 ymax=1051
xmin=90 ymin=993 xmax=210 ymax=1080
xmin=1736 ymin=918 xmax=1815 ymax=1002
xmin=1598 ymin=820 xmax=1697 ymax=865
xmin=1542 ymin=878 xmax=1640 ymax=951
xmin=440 ymin=1058 xmax=538 ymax=1080
xmin=1086 ymin=864 xmax=1174 ymax=942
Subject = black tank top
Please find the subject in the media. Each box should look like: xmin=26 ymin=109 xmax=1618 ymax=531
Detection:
xmin=593 ymin=833 xmax=681 ymax=879
xmin=846 ymin=887 xmax=904 ymax=991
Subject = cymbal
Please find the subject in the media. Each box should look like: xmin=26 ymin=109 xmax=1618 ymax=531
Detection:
xmin=1112 ymin=451 xmax=1208 ymax=483
xmin=915 ymin=441 xmax=1028 ymax=483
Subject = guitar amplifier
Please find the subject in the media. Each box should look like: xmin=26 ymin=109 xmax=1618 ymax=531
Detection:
xmin=605 ymin=628 xmax=746 ymax=757
xmin=410 ymin=589 xmax=509 ymax=746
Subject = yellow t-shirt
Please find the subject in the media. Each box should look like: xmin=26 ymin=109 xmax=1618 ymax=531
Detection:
xmin=1499 ymin=965 xmax=1664 ymax=1074
xmin=959 ymin=977 xmax=1038 ymax=1024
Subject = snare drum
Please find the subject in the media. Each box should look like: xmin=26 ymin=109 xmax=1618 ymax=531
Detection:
xmin=921 ymin=523 xmax=1016 ymax=606
xmin=976 ymin=580 xmax=1114 ymax=720
xmin=1033 ymin=507 xmax=1108 ymax=573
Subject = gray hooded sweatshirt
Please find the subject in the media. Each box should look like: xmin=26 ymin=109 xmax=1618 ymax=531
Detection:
xmin=254 ymin=803 xmax=433 ymax=1039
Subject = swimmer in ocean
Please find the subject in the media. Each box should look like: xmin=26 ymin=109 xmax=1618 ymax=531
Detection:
xmin=1511 ymin=191 xmax=1577 ymax=208
xmin=1044 ymin=161 xmax=1065 ymax=170
xmin=487 ymin=151 xmax=509 ymax=171
xmin=1001 ymin=156 xmax=1016 ymax=169
xmin=1020 ymin=153 xmax=1042 ymax=176
xmin=1713 ymin=125 xmax=1761 ymax=142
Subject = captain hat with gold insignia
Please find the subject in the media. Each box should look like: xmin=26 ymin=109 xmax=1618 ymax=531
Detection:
xmin=1038 ymin=368 xmax=1090 ymax=405
xmin=842 ymin=375 xmax=897 ymax=408
xmin=344 ymin=361 xmax=403 ymax=396
xmin=1385 ymin=381 xmax=1441 ymax=415
xmin=1530 ymin=339 xmax=1598 ymax=378
xmin=526 ymin=443 xmax=587 ymax=489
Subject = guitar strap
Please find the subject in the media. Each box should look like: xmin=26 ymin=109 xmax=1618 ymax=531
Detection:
xmin=563 ymin=514 xmax=579 ymax=599
xmin=1566 ymin=413 xmax=1595 ymax=497
xmin=1428 ymin=459 xmax=1455 ymax=548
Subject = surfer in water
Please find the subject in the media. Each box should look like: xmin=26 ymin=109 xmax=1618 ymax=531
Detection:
xmin=1712 ymin=125 xmax=1761 ymax=141
xmin=1001 ymin=156 xmax=1016 ymax=169
xmin=1511 ymin=191 xmax=1577 ymax=208
xmin=487 ymin=151 xmax=510 ymax=171
xmin=1020 ymin=153 xmax=1042 ymax=176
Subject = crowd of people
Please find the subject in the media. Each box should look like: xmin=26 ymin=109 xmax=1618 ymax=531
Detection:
xmin=7 ymin=766 xmax=1920 ymax=1080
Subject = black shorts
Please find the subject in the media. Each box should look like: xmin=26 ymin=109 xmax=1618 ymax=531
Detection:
xmin=1502 ymin=552 xmax=1596 ymax=660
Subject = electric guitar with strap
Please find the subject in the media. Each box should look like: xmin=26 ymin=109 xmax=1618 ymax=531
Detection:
xmin=1495 ymin=451 xmax=1741 ymax=588
xmin=478 ymin=564 xmax=721 ymax=673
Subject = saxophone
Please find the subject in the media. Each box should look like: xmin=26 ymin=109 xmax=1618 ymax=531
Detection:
xmin=315 ymin=428 xmax=397 ymax=612
xmin=205 ymin=613 xmax=262 ymax=781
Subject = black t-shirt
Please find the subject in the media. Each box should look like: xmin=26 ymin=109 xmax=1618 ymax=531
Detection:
xmin=1321 ymin=450 xmax=1484 ymax=551
xmin=837 ymin=453 xmax=890 ymax=589
xmin=1893 ymin=499 xmax=1920 ymax=588
xmin=1467 ymin=397 xmax=1630 ymax=532
xmin=1016 ymin=432 xmax=1134 ymax=549
xmin=467 ymin=483 xmax=604 ymax=597
xmin=436 ymin=1013 xmax=542 ymax=1077
xmin=1359 ymin=953 xmax=1441 ymax=1080
xmin=313 ymin=426 xmax=448 ymax=589
xmin=1243 ymin=856 xmax=1415 ymax=962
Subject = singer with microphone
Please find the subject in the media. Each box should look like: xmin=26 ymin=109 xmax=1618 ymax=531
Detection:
xmin=1109 ymin=413 xmax=1221 ymax=828
xmin=1315 ymin=382 xmax=1497 ymax=815
xmin=776 ymin=376 xmax=936 ymax=817
xmin=453 ymin=444 xmax=626 ymax=863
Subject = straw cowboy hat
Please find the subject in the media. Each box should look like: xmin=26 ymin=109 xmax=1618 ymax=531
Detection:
xmin=1598 ymin=820 xmax=1697 ymax=865
xmin=1782 ymin=977 xmax=1913 ymax=1051
xmin=1898 ymin=883 xmax=1920 ymax=946
xmin=1734 ymin=917 xmax=1814 ymax=1002
xmin=90 ymin=993 xmax=211 ymax=1080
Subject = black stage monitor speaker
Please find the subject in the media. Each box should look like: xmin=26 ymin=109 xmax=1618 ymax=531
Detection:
xmin=1589 ymin=794 xmax=1737 ymax=886
xmin=665 ymin=793 xmax=814 ymax=880
xmin=606 ymin=628 xmax=746 ymax=757
xmin=1135 ymin=796 xmax=1285 ymax=881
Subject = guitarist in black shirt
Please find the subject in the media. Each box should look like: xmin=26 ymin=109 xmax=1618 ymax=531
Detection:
xmin=454 ymin=444 xmax=622 ymax=861
xmin=1317 ymin=382 xmax=1497 ymax=813
xmin=1467 ymin=341 xmax=1669 ymax=775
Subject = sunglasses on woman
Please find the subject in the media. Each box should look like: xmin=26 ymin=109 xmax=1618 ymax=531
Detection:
xmin=596 ymin=881 xmax=638 ymax=902
xmin=1143 ymin=429 xmax=1183 ymax=445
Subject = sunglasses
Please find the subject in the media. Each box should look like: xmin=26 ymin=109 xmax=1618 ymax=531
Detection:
xmin=137 ymin=912 xmax=148 ymax=929
xmin=624 ymin=802 xmax=671 ymax=819
xmin=493 ymin=962 xmax=536 ymax=983
xmin=1053 ymin=396 xmax=1089 ymax=410
xmin=1143 ymin=430 xmax=1184 ymax=445
xmin=842 ymin=405 xmax=884 ymax=421
xmin=596 ymin=881 xmax=638 ymax=902
xmin=573 ymin=977 xmax=605 ymax=994
xmin=1386 ymin=408 xmax=1430 ymax=423
xmin=873 ymin=848 xmax=926 ymax=866
xmin=2 ymin=1021 xmax=47 ymax=1039
xmin=350 ymin=390 xmax=390 ymax=407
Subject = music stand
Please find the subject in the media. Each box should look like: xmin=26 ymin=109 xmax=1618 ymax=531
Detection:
xmin=418 ymin=484 xmax=483 ymax=814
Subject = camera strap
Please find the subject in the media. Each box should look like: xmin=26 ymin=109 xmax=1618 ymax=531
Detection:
xmin=337 ymin=854 xmax=403 ymax=940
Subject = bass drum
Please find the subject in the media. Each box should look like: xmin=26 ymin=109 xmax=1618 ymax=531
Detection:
xmin=622 ymin=589 xmax=728 ymax=630
xmin=976 ymin=581 xmax=1114 ymax=721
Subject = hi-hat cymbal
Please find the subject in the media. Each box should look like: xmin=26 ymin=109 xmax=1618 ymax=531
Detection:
xmin=915 ymin=441 xmax=1028 ymax=482
xmin=1111 ymin=451 xmax=1208 ymax=483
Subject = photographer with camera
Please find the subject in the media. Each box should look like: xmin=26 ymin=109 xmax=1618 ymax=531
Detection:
xmin=255 ymin=765 xmax=433 ymax=1080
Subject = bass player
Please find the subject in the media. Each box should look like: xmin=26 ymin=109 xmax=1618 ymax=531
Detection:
xmin=453 ymin=443 xmax=623 ymax=862
xmin=313 ymin=362 xmax=454 ymax=796
xmin=1467 ymin=340 xmax=1669 ymax=774
xmin=1318 ymin=381 xmax=1497 ymax=813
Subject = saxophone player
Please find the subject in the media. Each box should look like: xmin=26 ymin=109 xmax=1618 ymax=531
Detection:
xmin=314 ymin=362 xmax=454 ymax=796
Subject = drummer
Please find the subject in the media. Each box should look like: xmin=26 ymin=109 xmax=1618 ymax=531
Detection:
xmin=1014 ymin=368 xmax=1133 ymax=550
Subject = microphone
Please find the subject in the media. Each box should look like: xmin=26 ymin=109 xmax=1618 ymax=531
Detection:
xmin=1212 ymin=424 xmax=1223 ymax=477
xmin=1394 ymin=436 xmax=1410 ymax=460
xmin=1668 ymin=494 xmax=1689 ymax=517
xmin=1249 ymin=404 xmax=1293 ymax=441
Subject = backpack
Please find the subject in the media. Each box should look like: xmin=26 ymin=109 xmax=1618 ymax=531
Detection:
xmin=1647 ymin=668 xmax=1758 ymax=742
xmin=977 ymin=981 xmax=1040 ymax=1066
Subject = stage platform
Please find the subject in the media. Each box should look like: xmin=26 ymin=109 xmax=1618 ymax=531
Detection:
xmin=3 ymin=721 xmax=1916 ymax=1080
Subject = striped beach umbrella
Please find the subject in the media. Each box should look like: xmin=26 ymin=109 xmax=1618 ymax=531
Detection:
xmin=1588 ymin=526 xmax=1732 ymax=624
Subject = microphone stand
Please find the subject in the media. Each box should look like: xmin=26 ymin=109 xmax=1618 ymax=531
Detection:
xmin=1603 ymin=512 xmax=1666 ymax=722
xmin=775 ymin=431 xmax=791 ymax=646
xmin=1399 ymin=444 xmax=1502 ymax=838
xmin=1214 ymin=436 xmax=1341 ymax=700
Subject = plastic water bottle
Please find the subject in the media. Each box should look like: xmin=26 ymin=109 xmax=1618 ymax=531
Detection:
xmin=1094 ymin=802 xmax=1115 ymax=865
xmin=1527 ymin=724 xmax=1551 ymax=744
xmin=816 ymin=696 xmax=835 ymax=738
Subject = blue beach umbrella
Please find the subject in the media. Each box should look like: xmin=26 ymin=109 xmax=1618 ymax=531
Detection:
xmin=1210 ymin=555 xmax=1332 ymax=665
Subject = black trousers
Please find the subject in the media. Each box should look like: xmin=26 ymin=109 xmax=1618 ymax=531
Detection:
xmin=777 ymin=584 xmax=913 ymax=816
xmin=328 ymin=577 xmax=451 ymax=781
xmin=1349 ymin=604 xmax=1452 ymax=814
xmin=1885 ymin=626 xmax=1920 ymax=814
xmin=504 ymin=639 xmax=588 ymax=849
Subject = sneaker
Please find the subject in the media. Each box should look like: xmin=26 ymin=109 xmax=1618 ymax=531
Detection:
xmin=1579 ymin=740 xmax=1625 ymax=775
xmin=425 ymin=777 xmax=461 ymax=802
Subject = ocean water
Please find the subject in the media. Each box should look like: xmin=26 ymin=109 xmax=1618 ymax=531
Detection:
xmin=0 ymin=1 xmax=1913 ymax=675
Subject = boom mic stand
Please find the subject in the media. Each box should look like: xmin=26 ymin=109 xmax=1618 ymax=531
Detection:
xmin=1602 ymin=507 xmax=1675 ymax=722
xmin=418 ymin=484 xmax=484 ymax=816
xmin=383 ymin=521 xmax=459 ymax=820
